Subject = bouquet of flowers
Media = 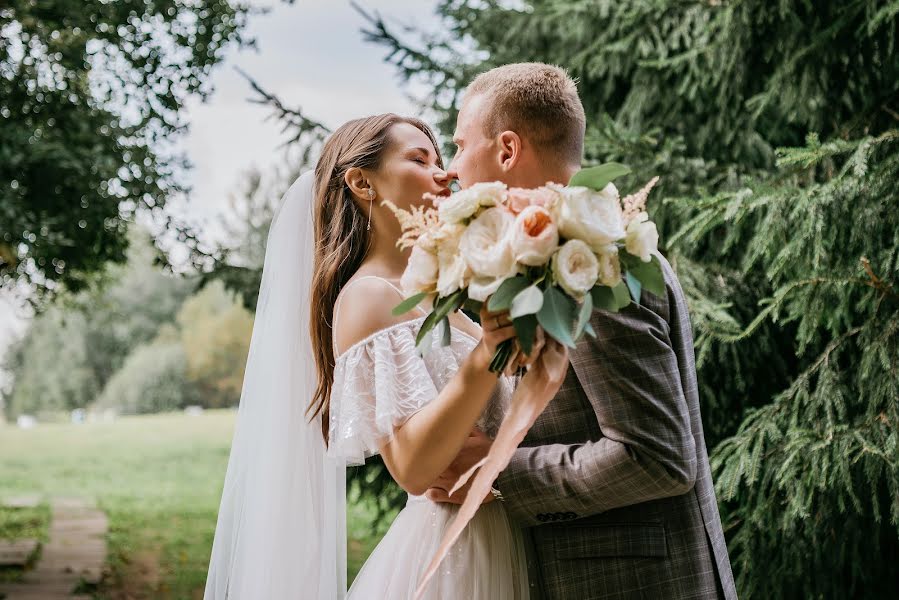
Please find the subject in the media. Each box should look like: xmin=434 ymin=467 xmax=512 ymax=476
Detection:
xmin=386 ymin=163 xmax=663 ymax=372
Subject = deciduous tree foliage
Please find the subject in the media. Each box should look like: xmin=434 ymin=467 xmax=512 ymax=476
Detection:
xmin=0 ymin=0 xmax=254 ymax=299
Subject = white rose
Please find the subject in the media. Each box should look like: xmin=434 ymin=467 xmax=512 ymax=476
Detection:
xmin=400 ymin=244 xmax=438 ymax=296
xmin=438 ymin=181 xmax=507 ymax=224
xmin=434 ymin=224 xmax=470 ymax=296
xmin=625 ymin=212 xmax=659 ymax=263
xmin=467 ymin=276 xmax=508 ymax=302
xmin=510 ymin=205 xmax=559 ymax=266
xmin=595 ymin=243 xmax=622 ymax=287
xmin=552 ymin=183 xmax=625 ymax=250
xmin=551 ymin=239 xmax=599 ymax=299
xmin=459 ymin=207 xmax=516 ymax=278
xmin=459 ymin=207 xmax=519 ymax=301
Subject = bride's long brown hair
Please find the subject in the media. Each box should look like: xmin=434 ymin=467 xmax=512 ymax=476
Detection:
xmin=307 ymin=114 xmax=442 ymax=441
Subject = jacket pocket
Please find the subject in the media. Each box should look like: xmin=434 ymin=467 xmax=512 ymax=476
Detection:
xmin=553 ymin=522 xmax=668 ymax=559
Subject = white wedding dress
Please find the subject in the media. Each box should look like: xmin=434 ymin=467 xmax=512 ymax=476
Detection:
xmin=329 ymin=276 xmax=530 ymax=600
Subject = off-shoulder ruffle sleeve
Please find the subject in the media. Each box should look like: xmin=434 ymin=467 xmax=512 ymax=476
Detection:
xmin=327 ymin=322 xmax=439 ymax=465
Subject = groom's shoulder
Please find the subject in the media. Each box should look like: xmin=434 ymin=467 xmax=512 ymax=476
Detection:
xmin=656 ymin=251 xmax=688 ymax=305
xmin=333 ymin=276 xmax=413 ymax=356
xmin=633 ymin=250 xmax=691 ymax=328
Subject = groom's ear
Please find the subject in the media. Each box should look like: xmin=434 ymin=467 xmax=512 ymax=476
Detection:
xmin=497 ymin=130 xmax=522 ymax=173
xmin=344 ymin=167 xmax=371 ymax=202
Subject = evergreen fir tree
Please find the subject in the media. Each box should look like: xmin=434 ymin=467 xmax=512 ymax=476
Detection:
xmin=359 ymin=2 xmax=899 ymax=596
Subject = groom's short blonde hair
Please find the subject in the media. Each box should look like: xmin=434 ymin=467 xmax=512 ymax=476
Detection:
xmin=465 ymin=63 xmax=586 ymax=166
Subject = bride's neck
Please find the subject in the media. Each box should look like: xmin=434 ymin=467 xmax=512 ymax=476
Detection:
xmin=361 ymin=223 xmax=411 ymax=280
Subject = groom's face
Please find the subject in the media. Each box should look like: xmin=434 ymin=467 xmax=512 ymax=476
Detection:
xmin=449 ymin=94 xmax=506 ymax=189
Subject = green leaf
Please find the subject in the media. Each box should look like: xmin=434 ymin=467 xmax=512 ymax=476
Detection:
xmin=568 ymin=162 xmax=631 ymax=190
xmin=624 ymin=254 xmax=665 ymax=298
xmin=513 ymin=313 xmax=538 ymax=356
xmin=415 ymin=325 xmax=434 ymax=355
xmin=574 ymin=293 xmax=593 ymax=339
xmin=440 ymin=316 xmax=451 ymax=347
xmin=625 ymin=271 xmax=642 ymax=304
xmin=536 ymin=286 xmax=578 ymax=349
xmin=612 ymin=281 xmax=632 ymax=308
xmin=490 ymin=339 xmax=516 ymax=373
xmin=392 ymin=291 xmax=428 ymax=316
xmin=584 ymin=322 xmax=597 ymax=339
xmin=590 ymin=281 xmax=631 ymax=312
xmin=415 ymin=289 xmax=465 ymax=347
xmin=463 ymin=298 xmax=483 ymax=316
xmin=590 ymin=285 xmax=617 ymax=312
xmin=510 ymin=285 xmax=544 ymax=319
xmin=487 ymin=276 xmax=531 ymax=311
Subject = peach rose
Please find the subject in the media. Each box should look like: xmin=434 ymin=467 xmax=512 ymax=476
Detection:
xmin=510 ymin=206 xmax=559 ymax=266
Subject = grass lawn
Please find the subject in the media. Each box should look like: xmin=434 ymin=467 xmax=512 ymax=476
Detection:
xmin=0 ymin=409 xmax=389 ymax=599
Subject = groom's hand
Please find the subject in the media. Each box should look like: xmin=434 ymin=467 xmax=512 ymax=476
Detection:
xmin=425 ymin=428 xmax=493 ymax=505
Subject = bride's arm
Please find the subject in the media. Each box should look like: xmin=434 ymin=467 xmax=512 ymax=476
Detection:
xmin=334 ymin=279 xmax=516 ymax=496
xmin=379 ymin=326 xmax=505 ymax=496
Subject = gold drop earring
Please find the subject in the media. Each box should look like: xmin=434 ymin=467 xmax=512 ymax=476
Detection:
xmin=367 ymin=188 xmax=375 ymax=230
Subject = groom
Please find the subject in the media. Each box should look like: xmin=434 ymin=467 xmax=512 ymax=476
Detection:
xmin=429 ymin=63 xmax=738 ymax=599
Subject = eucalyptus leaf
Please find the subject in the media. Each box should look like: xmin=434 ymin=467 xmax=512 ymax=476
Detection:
xmin=392 ymin=291 xmax=428 ymax=316
xmin=612 ymin=281 xmax=632 ymax=309
xmin=591 ymin=281 xmax=631 ymax=313
xmin=440 ymin=316 xmax=451 ymax=346
xmin=536 ymin=286 xmax=578 ymax=349
xmin=510 ymin=285 xmax=544 ymax=319
xmin=625 ymin=254 xmax=665 ymax=298
xmin=463 ymin=298 xmax=483 ymax=316
xmin=575 ymin=293 xmax=593 ymax=339
xmin=487 ymin=276 xmax=531 ymax=311
xmin=625 ymin=271 xmax=643 ymax=304
xmin=568 ymin=162 xmax=631 ymax=190
xmin=416 ymin=289 xmax=465 ymax=346
xmin=513 ymin=313 xmax=538 ymax=356
xmin=415 ymin=326 xmax=434 ymax=355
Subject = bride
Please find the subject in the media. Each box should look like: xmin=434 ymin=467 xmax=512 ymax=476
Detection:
xmin=204 ymin=113 xmax=567 ymax=599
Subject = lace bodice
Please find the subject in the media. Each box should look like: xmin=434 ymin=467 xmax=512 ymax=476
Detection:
xmin=326 ymin=279 xmax=513 ymax=466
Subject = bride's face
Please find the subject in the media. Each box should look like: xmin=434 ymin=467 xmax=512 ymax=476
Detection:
xmin=370 ymin=122 xmax=450 ymax=210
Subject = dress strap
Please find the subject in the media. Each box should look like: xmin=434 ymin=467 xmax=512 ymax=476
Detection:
xmin=331 ymin=275 xmax=429 ymax=357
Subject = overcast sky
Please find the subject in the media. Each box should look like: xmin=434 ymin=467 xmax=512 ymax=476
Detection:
xmin=0 ymin=0 xmax=446 ymax=383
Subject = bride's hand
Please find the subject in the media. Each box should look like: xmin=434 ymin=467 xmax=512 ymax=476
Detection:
xmin=471 ymin=304 xmax=518 ymax=370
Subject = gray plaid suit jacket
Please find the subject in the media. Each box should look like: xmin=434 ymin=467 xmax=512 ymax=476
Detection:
xmin=495 ymin=253 xmax=737 ymax=600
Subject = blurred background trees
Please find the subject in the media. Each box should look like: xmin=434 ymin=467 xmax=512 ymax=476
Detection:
xmin=0 ymin=0 xmax=254 ymax=299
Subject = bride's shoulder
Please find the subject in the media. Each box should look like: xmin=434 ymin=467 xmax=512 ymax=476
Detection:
xmin=333 ymin=275 xmax=420 ymax=358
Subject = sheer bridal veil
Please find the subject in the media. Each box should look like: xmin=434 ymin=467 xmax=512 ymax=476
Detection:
xmin=204 ymin=171 xmax=347 ymax=599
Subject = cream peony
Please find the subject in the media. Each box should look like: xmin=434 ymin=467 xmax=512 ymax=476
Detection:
xmin=400 ymin=244 xmax=438 ymax=296
xmin=438 ymin=181 xmax=507 ymax=224
xmin=434 ymin=224 xmax=470 ymax=296
xmin=551 ymin=183 xmax=626 ymax=250
xmin=510 ymin=205 xmax=559 ymax=266
xmin=624 ymin=211 xmax=659 ymax=262
xmin=552 ymin=239 xmax=600 ymax=299
xmin=459 ymin=207 xmax=518 ymax=301
xmin=595 ymin=243 xmax=623 ymax=287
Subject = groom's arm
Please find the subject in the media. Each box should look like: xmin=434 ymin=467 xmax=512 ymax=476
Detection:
xmin=494 ymin=266 xmax=698 ymax=526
